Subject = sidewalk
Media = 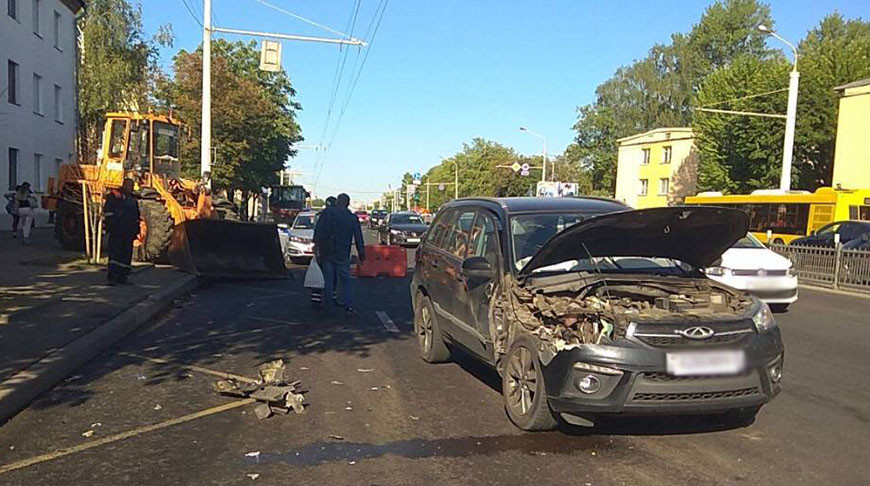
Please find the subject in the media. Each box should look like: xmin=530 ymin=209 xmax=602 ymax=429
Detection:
xmin=0 ymin=227 xmax=198 ymax=422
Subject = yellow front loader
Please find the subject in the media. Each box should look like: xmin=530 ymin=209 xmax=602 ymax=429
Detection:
xmin=44 ymin=112 xmax=285 ymax=277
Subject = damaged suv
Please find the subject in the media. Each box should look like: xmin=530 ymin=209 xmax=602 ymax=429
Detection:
xmin=411 ymin=198 xmax=784 ymax=431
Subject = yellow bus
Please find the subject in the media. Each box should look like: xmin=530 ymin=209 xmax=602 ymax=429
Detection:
xmin=685 ymin=187 xmax=870 ymax=244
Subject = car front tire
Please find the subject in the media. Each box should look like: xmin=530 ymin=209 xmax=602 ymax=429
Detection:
xmin=502 ymin=335 xmax=557 ymax=431
xmin=414 ymin=295 xmax=450 ymax=363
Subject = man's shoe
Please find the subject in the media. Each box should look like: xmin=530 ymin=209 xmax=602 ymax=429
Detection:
xmin=345 ymin=307 xmax=356 ymax=314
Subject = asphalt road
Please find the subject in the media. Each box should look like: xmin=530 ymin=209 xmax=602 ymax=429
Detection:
xmin=1 ymin=228 xmax=869 ymax=485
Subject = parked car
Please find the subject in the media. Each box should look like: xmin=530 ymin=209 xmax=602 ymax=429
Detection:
xmin=354 ymin=210 xmax=370 ymax=224
xmin=411 ymin=198 xmax=783 ymax=431
xmin=842 ymin=233 xmax=870 ymax=250
xmin=369 ymin=209 xmax=388 ymax=228
xmin=379 ymin=211 xmax=428 ymax=246
xmin=703 ymin=233 xmax=797 ymax=312
xmin=790 ymin=220 xmax=870 ymax=247
xmin=284 ymin=210 xmax=317 ymax=263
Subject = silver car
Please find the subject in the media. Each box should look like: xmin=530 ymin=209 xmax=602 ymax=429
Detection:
xmin=283 ymin=211 xmax=317 ymax=263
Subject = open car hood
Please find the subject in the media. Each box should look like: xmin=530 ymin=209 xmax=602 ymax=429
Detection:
xmin=519 ymin=206 xmax=749 ymax=275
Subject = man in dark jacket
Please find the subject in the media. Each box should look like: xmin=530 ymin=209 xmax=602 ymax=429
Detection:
xmin=314 ymin=193 xmax=366 ymax=313
xmin=104 ymin=179 xmax=141 ymax=285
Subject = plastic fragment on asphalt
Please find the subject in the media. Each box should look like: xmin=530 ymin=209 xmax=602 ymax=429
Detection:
xmin=330 ymin=380 xmax=344 ymax=385
xmin=349 ymin=461 xmax=356 ymax=465
xmin=154 ymin=404 xmax=162 ymax=411
xmin=357 ymin=368 xmax=373 ymax=373
xmin=81 ymin=430 xmax=94 ymax=438
xmin=136 ymin=374 xmax=147 ymax=380
xmin=244 ymin=451 xmax=260 ymax=458
xmin=90 ymin=422 xmax=101 ymax=428
xmin=253 ymin=403 xmax=272 ymax=420
xmin=214 ymin=360 xmax=307 ymax=419
xmin=246 ymin=473 xmax=260 ymax=480
xmin=409 ymin=415 xmax=420 ymax=421
xmin=300 ymin=367 xmax=310 ymax=370
xmin=329 ymin=435 xmax=345 ymax=441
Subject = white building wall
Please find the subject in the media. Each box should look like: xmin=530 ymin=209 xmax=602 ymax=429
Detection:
xmin=615 ymin=145 xmax=641 ymax=208
xmin=1 ymin=0 xmax=78 ymax=196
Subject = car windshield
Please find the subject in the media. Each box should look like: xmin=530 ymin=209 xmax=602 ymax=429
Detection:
xmin=392 ymin=214 xmax=424 ymax=225
xmin=733 ymin=233 xmax=765 ymax=249
xmin=293 ymin=215 xmax=316 ymax=229
xmin=511 ymin=213 xmax=587 ymax=269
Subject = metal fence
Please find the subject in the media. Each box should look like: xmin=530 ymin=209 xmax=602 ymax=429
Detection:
xmin=769 ymin=243 xmax=870 ymax=293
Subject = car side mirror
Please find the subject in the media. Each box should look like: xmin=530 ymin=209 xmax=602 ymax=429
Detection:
xmin=462 ymin=256 xmax=493 ymax=279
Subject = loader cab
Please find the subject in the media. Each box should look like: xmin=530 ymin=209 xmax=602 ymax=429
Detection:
xmin=102 ymin=114 xmax=182 ymax=179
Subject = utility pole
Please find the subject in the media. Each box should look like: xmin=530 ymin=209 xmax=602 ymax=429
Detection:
xmin=199 ymin=1 xmax=366 ymax=188
xmin=520 ymin=127 xmax=548 ymax=182
xmin=759 ymin=24 xmax=799 ymax=192
xmin=201 ymin=0 xmax=212 ymax=186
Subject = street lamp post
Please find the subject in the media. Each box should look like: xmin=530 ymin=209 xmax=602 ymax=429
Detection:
xmin=759 ymin=24 xmax=799 ymax=192
xmin=519 ymin=127 xmax=548 ymax=182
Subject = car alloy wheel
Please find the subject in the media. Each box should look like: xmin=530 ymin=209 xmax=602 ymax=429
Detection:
xmin=417 ymin=302 xmax=433 ymax=354
xmin=414 ymin=295 xmax=450 ymax=363
xmin=506 ymin=346 xmax=537 ymax=416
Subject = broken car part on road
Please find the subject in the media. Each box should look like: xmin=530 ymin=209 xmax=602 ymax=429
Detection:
xmin=213 ymin=360 xmax=306 ymax=419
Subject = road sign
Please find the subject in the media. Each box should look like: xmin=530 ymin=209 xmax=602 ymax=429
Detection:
xmin=438 ymin=183 xmax=445 ymax=191
xmin=520 ymin=162 xmax=530 ymax=176
xmin=407 ymin=184 xmax=416 ymax=194
xmin=413 ymin=172 xmax=422 ymax=184
xmin=521 ymin=168 xmax=530 ymax=177
xmin=511 ymin=162 xmax=522 ymax=173
xmin=259 ymin=41 xmax=282 ymax=72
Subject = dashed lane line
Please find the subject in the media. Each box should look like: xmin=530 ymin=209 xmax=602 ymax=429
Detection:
xmin=376 ymin=311 xmax=400 ymax=333
xmin=0 ymin=398 xmax=255 ymax=476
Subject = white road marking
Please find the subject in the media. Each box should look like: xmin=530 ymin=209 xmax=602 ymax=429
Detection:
xmin=376 ymin=311 xmax=399 ymax=333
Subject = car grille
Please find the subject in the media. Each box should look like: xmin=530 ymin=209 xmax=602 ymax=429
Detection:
xmin=640 ymin=371 xmax=752 ymax=382
xmin=632 ymin=387 xmax=759 ymax=402
xmin=635 ymin=332 xmax=749 ymax=347
xmin=732 ymin=269 xmax=788 ymax=276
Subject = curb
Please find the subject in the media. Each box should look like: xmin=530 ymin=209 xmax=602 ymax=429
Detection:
xmin=0 ymin=274 xmax=200 ymax=426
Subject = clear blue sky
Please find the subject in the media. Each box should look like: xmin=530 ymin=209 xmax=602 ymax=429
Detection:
xmin=142 ymin=0 xmax=868 ymax=202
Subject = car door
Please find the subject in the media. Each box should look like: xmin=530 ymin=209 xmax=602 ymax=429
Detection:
xmin=453 ymin=211 xmax=501 ymax=358
xmin=437 ymin=209 xmax=482 ymax=352
xmin=418 ymin=209 xmax=458 ymax=327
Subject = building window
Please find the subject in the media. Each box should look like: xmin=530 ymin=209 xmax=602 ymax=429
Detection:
xmin=32 ymin=73 xmax=42 ymax=114
xmin=54 ymin=157 xmax=63 ymax=183
xmin=662 ymin=146 xmax=672 ymax=164
xmin=53 ymin=84 xmax=62 ymax=122
xmin=8 ymin=148 xmax=19 ymax=188
xmin=7 ymin=0 xmax=17 ymax=20
xmin=53 ymin=10 xmax=61 ymax=50
xmin=7 ymin=60 xmax=19 ymax=104
xmin=659 ymin=177 xmax=669 ymax=195
xmin=641 ymin=148 xmax=650 ymax=165
xmin=32 ymin=0 xmax=40 ymax=35
xmin=33 ymin=153 xmax=42 ymax=191
xmin=639 ymin=179 xmax=648 ymax=196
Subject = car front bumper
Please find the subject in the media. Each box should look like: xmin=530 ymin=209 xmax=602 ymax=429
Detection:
xmin=389 ymin=233 xmax=422 ymax=246
xmin=542 ymin=329 xmax=784 ymax=416
xmin=708 ymin=275 xmax=799 ymax=304
xmin=286 ymin=240 xmax=315 ymax=258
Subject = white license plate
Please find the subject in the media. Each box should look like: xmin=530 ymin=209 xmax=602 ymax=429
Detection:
xmin=666 ymin=350 xmax=745 ymax=376
xmin=406 ymin=238 xmax=420 ymax=243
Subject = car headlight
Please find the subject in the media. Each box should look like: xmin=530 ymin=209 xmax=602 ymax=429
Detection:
xmin=390 ymin=229 xmax=401 ymax=235
xmin=704 ymin=266 xmax=728 ymax=276
xmin=277 ymin=223 xmax=289 ymax=229
xmin=752 ymin=302 xmax=777 ymax=333
xmin=290 ymin=236 xmax=311 ymax=243
xmin=786 ymin=267 xmax=796 ymax=277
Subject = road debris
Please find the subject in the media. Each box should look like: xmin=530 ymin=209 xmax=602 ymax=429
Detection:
xmin=245 ymin=451 xmax=261 ymax=459
xmin=246 ymin=473 xmax=260 ymax=480
xmin=357 ymin=368 xmax=373 ymax=373
xmin=153 ymin=404 xmax=162 ymax=411
xmin=409 ymin=415 xmax=420 ymax=421
xmin=90 ymin=422 xmax=102 ymax=428
xmin=330 ymin=380 xmax=345 ymax=385
xmin=81 ymin=430 xmax=94 ymax=438
xmin=213 ymin=360 xmax=306 ymax=419
xmin=329 ymin=435 xmax=345 ymax=441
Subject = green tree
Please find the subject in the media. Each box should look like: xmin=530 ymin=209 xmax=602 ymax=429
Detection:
xmin=165 ymin=40 xmax=302 ymax=202
xmin=693 ymin=55 xmax=791 ymax=193
xmin=77 ymin=0 xmax=171 ymax=162
xmin=572 ymin=0 xmax=773 ymax=194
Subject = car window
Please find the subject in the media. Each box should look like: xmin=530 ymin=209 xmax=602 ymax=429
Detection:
xmin=293 ymin=214 xmax=316 ymax=229
xmin=428 ymin=209 xmax=457 ymax=249
xmin=391 ymin=214 xmax=424 ymax=225
xmin=445 ymin=210 xmax=476 ymax=259
xmin=733 ymin=233 xmax=765 ymax=249
xmin=468 ymin=212 xmax=499 ymax=269
xmin=817 ymin=222 xmax=839 ymax=236
xmin=511 ymin=213 xmax=587 ymax=270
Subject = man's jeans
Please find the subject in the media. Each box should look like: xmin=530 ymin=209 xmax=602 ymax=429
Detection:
xmin=321 ymin=257 xmax=352 ymax=311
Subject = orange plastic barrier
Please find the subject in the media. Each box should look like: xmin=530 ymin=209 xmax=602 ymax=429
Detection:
xmin=353 ymin=244 xmax=407 ymax=278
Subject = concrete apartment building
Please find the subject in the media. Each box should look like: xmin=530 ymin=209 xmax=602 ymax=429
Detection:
xmin=832 ymin=78 xmax=870 ymax=190
xmin=614 ymin=127 xmax=698 ymax=209
xmin=1 ymin=0 xmax=83 ymax=196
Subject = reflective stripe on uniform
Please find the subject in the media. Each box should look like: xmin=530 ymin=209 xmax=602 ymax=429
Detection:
xmin=108 ymin=259 xmax=133 ymax=269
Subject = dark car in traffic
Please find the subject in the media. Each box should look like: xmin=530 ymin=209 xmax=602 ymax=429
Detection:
xmin=379 ymin=211 xmax=428 ymax=246
xmin=790 ymin=220 xmax=870 ymax=247
xmin=410 ymin=197 xmax=784 ymax=431
xmin=369 ymin=209 xmax=388 ymax=228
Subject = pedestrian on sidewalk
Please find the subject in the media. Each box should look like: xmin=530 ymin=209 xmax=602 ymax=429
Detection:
xmin=5 ymin=185 xmax=21 ymax=237
xmin=104 ymin=179 xmax=140 ymax=285
xmin=313 ymin=193 xmax=365 ymax=314
xmin=13 ymin=183 xmax=37 ymax=245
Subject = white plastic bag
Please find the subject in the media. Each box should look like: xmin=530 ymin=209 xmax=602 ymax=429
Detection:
xmin=303 ymin=258 xmax=324 ymax=289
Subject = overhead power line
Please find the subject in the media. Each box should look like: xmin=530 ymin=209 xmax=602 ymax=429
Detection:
xmin=180 ymin=0 xmax=203 ymax=27
xmin=252 ymin=0 xmax=354 ymax=39
xmin=699 ymin=87 xmax=789 ymax=108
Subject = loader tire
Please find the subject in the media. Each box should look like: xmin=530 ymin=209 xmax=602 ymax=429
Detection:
xmin=137 ymin=200 xmax=174 ymax=263
xmin=55 ymin=200 xmax=85 ymax=251
xmin=213 ymin=198 xmax=239 ymax=220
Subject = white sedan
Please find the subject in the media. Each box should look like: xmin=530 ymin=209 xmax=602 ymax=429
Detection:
xmin=704 ymin=233 xmax=798 ymax=312
xmin=279 ymin=211 xmax=317 ymax=263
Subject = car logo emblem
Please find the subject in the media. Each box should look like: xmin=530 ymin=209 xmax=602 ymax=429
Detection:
xmin=679 ymin=326 xmax=715 ymax=340
xmin=757 ymin=269 xmax=767 ymax=276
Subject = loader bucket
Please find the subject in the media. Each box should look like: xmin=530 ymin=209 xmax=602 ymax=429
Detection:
xmin=169 ymin=219 xmax=287 ymax=278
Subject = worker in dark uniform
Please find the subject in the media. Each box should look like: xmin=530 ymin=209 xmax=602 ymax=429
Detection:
xmin=104 ymin=179 xmax=140 ymax=285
